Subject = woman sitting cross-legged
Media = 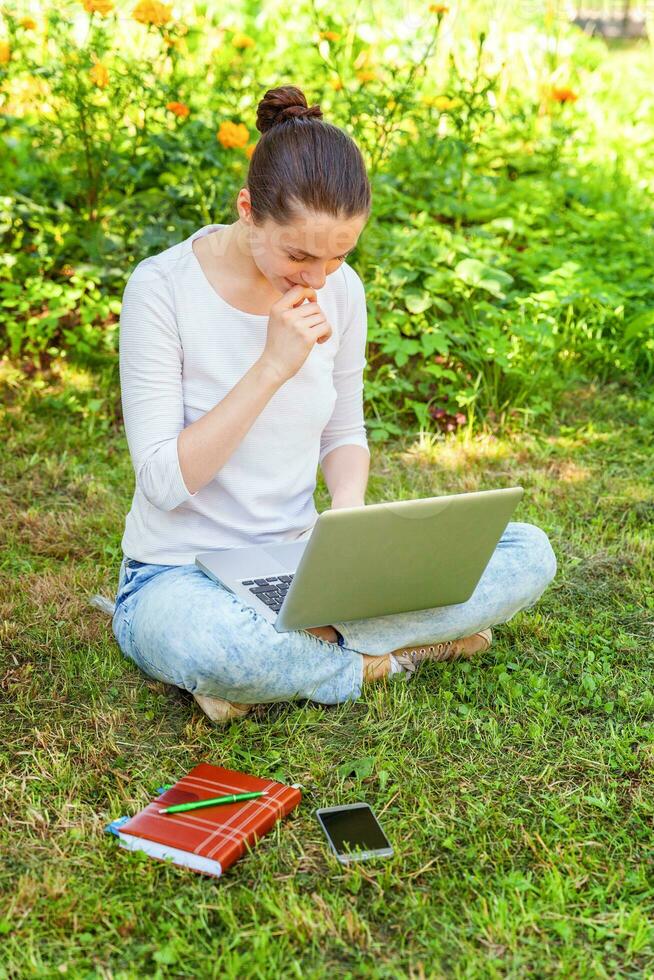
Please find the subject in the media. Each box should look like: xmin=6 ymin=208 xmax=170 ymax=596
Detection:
xmin=112 ymin=83 xmax=557 ymax=724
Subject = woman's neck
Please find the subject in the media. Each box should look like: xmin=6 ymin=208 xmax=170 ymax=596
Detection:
xmin=214 ymin=220 xmax=273 ymax=294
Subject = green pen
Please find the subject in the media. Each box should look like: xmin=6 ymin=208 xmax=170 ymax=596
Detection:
xmin=160 ymin=790 xmax=267 ymax=814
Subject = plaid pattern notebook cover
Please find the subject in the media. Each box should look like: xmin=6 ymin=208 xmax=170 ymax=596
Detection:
xmin=115 ymin=763 xmax=302 ymax=877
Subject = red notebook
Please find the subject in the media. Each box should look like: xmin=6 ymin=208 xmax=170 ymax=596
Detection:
xmin=115 ymin=763 xmax=302 ymax=878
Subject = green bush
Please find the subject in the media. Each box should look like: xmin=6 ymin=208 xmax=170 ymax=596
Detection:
xmin=1 ymin=0 xmax=653 ymax=435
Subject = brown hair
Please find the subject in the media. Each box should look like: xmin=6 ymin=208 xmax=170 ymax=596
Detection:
xmin=246 ymin=84 xmax=371 ymax=226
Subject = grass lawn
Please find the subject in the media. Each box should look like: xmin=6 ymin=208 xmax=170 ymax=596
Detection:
xmin=1 ymin=360 xmax=653 ymax=977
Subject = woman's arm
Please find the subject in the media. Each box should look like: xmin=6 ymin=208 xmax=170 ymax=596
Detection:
xmin=119 ymin=262 xmax=286 ymax=510
xmin=318 ymin=265 xmax=371 ymax=508
xmin=321 ymin=444 xmax=370 ymax=508
xmin=177 ymin=358 xmax=284 ymax=494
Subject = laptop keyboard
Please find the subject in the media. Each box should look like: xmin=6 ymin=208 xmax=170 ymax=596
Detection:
xmin=240 ymin=575 xmax=294 ymax=613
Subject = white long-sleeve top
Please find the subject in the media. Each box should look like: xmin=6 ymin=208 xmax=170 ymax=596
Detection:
xmin=119 ymin=222 xmax=370 ymax=565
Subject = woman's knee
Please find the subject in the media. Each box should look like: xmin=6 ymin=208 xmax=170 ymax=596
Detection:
xmin=123 ymin=567 xmax=365 ymax=705
xmin=126 ymin=568 xmax=302 ymax=700
xmin=510 ymin=521 xmax=557 ymax=601
xmin=125 ymin=567 xmax=239 ymax=688
xmin=183 ymin=615 xmax=360 ymax=705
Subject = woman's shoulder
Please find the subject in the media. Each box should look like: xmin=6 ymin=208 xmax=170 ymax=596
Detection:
xmin=339 ymin=261 xmax=366 ymax=315
xmin=125 ymin=231 xmax=196 ymax=292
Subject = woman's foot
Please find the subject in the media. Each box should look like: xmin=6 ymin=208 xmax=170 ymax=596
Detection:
xmin=362 ymin=654 xmax=392 ymax=682
xmin=390 ymin=628 xmax=493 ymax=677
xmin=193 ymin=693 xmax=254 ymax=724
xmin=304 ymin=625 xmax=340 ymax=643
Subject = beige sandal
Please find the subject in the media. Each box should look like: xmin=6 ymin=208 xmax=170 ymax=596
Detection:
xmin=193 ymin=693 xmax=254 ymax=724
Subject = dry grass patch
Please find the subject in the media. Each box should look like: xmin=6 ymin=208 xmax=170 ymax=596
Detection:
xmin=8 ymin=564 xmax=113 ymax=650
xmin=12 ymin=506 xmax=94 ymax=561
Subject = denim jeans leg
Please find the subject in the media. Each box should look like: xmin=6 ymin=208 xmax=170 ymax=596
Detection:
xmin=332 ymin=522 xmax=557 ymax=656
xmin=112 ymin=561 xmax=364 ymax=706
xmin=110 ymin=521 xmax=556 ymax=703
xmin=112 ymin=557 xmax=177 ymax=669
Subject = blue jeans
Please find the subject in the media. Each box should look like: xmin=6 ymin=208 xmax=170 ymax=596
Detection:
xmin=111 ymin=522 xmax=556 ymax=706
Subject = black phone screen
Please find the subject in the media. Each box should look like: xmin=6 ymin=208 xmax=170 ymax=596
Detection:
xmin=318 ymin=805 xmax=391 ymax=854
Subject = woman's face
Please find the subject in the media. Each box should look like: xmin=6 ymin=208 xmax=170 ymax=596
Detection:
xmin=242 ymin=198 xmax=367 ymax=293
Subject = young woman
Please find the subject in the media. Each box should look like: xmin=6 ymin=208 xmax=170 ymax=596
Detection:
xmin=112 ymin=84 xmax=557 ymax=724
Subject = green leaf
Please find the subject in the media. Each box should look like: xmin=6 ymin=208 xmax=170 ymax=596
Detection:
xmin=454 ymin=258 xmax=514 ymax=297
xmin=338 ymin=756 xmax=375 ymax=780
xmin=583 ymin=795 xmax=609 ymax=810
xmin=421 ymin=332 xmax=449 ymax=357
xmin=154 ymin=943 xmax=179 ymax=965
xmin=624 ymin=309 xmax=654 ymax=341
xmin=404 ymin=291 xmax=433 ymax=314
xmin=389 ymin=266 xmax=418 ymax=287
xmin=431 ymin=296 xmax=453 ymax=314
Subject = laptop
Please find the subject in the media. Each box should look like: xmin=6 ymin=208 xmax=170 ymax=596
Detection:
xmin=195 ymin=486 xmax=524 ymax=633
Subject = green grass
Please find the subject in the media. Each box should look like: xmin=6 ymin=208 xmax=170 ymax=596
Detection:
xmin=1 ymin=360 xmax=653 ymax=978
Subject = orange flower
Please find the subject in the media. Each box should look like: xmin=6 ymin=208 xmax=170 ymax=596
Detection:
xmin=166 ymin=100 xmax=189 ymax=117
xmin=355 ymin=69 xmax=377 ymax=83
xmin=245 ymin=144 xmax=256 ymax=160
xmin=19 ymin=16 xmax=38 ymax=28
xmin=132 ymin=0 xmax=172 ymax=27
xmin=550 ymin=86 xmax=578 ymax=104
xmin=329 ymin=78 xmax=343 ymax=91
xmin=89 ymin=61 xmax=109 ymax=87
xmin=429 ymin=4 xmax=449 ymax=12
xmin=319 ymin=31 xmax=341 ymax=41
xmin=82 ymin=0 xmax=114 ymax=15
xmin=232 ymin=33 xmax=255 ymax=49
xmin=0 ymin=42 xmax=10 ymax=64
xmin=217 ymin=121 xmax=249 ymax=149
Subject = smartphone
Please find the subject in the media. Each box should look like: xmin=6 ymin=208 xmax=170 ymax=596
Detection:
xmin=315 ymin=803 xmax=393 ymax=864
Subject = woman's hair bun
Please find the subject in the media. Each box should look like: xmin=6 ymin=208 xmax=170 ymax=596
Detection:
xmin=256 ymin=85 xmax=324 ymax=134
